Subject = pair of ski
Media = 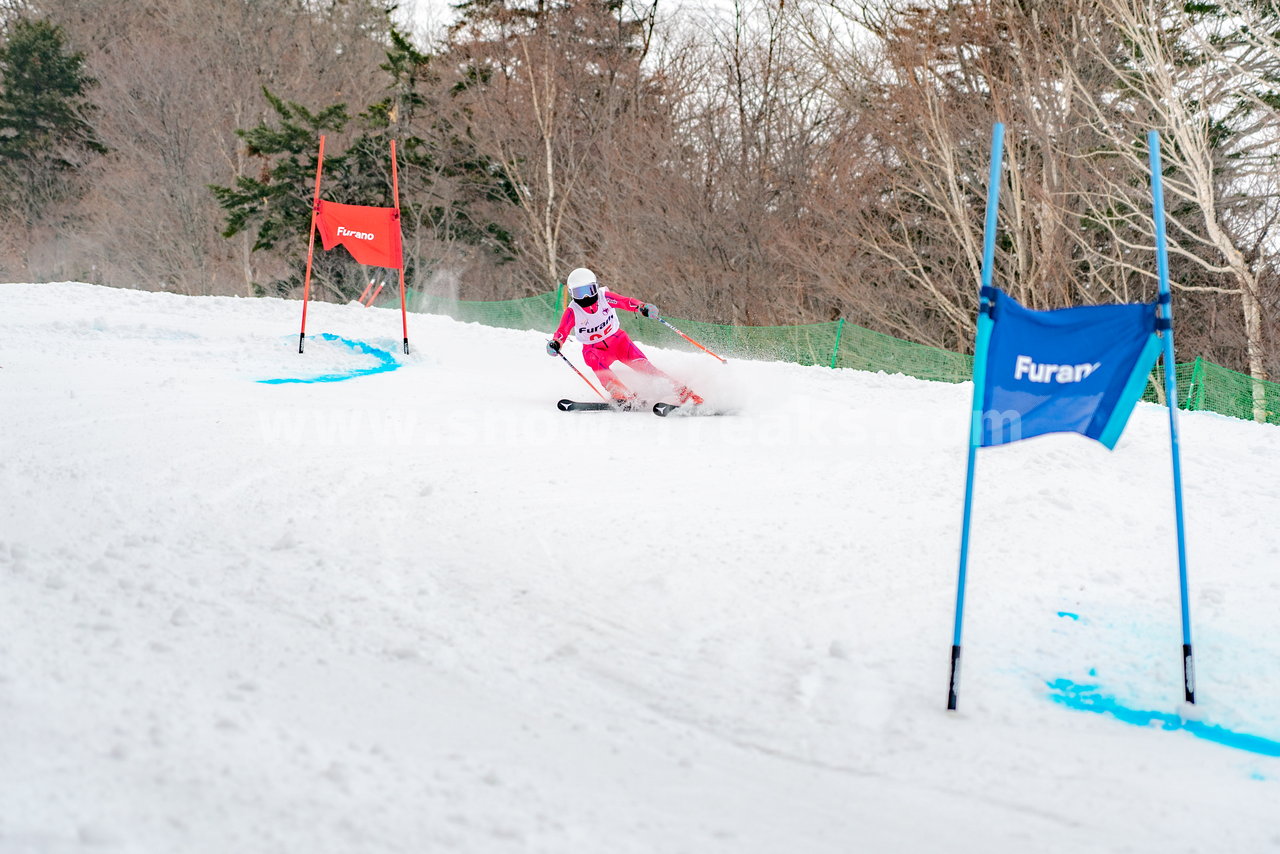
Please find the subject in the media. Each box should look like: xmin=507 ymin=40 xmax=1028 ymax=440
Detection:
xmin=557 ymin=398 xmax=712 ymax=417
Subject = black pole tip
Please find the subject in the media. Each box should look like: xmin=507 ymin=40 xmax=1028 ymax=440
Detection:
xmin=947 ymin=644 xmax=962 ymax=711
xmin=1183 ymin=643 xmax=1196 ymax=704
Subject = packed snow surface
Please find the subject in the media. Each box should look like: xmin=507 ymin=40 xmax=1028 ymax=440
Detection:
xmin=2 ymin=282 xmax=1279 ymax=853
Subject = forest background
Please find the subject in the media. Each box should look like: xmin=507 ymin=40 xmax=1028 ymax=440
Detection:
xmin=2 ymin=0 xmax=1279 ymax=385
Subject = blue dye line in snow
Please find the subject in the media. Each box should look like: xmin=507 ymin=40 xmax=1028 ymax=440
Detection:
xmin=1056 ymin=611 xmax=1080 ymax=620
xmin=1047 ymin=679 xmax=1280 ymax=758
xmin=259 ymin=334 xmax=400 ymax=384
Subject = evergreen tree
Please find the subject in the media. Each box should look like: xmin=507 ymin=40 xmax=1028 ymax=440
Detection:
xmin=211 ymin=29 xmax=517 ymax=301
xmin=0 ymin=17 xmax=105 ymax=228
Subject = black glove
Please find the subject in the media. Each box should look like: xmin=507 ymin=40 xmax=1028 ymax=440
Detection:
xmin=546 ymin=339 xmax=561 ymax=356
xmin=640 ymin=303 xmax=659 ymax=319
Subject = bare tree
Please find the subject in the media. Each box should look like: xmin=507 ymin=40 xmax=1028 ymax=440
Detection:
xmin=444 ymin=0 xmax=659 ymax=293
xmin=582 ymin=0 xmax=841 ymax=325
xmin=792 ymin=0 xmax=1093 ymax=348
xmin=1061 ymin=0 xmax=1280 ymax=419
xmin=22 ymin=0 xmax=392 ymax=294
xmin=788 ymin=0 xmax=1278 ymax=387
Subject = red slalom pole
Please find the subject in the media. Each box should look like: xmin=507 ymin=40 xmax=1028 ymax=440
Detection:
xmin=391 ymin=139 xmax=409 ymax=354
xmin=299 ymin=135 xmax=326 ymax=353
xmin=557 ymin=351 xmax=607 ymax=400
xmin=357 ymin=278 xmax=375 ymax=305
xmin=658 ymin=317 xmax=727 ymax=364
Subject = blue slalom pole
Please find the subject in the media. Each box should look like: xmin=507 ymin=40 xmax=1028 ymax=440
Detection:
xmin=949 ymin=122 xmax=1004 ymax=711
xmin=1147 ymin=131 xmax=1196 ymax=705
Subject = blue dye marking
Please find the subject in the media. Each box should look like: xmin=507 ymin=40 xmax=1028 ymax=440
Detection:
xmin=1251 ymin=772 xmax=1267 ymax=781
xmin=259 ymin=334 xmax=400 ymax=384
xmin=1048 ymin=679 xmax=1280 ymax=758
xmin=1057 ymin=611 xmax=1079 ymax=620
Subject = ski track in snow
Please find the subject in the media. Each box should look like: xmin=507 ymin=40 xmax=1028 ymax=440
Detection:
xmin=1 ymin=282 xmax=1279 ymax=853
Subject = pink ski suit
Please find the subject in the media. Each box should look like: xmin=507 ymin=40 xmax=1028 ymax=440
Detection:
xmin=552 ymin=289 xmax=684 ymax=400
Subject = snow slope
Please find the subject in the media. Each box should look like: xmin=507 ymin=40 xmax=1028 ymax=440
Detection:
xmin=2 ymin=281 xmax=1278 ymax=854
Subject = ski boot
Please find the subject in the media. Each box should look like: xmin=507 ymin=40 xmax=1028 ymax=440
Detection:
xmin=677 ymin=386 xmax=704 ymax=405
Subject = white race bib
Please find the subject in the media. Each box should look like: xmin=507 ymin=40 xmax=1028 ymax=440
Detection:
xmin=569 ymin=289 xmax=620 ymax=343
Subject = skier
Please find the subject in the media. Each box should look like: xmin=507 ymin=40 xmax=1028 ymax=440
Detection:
xmin=546 ymin=267 xmax=703 ymax=408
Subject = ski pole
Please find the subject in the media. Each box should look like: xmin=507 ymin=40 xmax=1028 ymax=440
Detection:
xmin=658 ymin=317 xmax=728 ymax=364
xmin=557 ymin=350 xmax=607 ymax=400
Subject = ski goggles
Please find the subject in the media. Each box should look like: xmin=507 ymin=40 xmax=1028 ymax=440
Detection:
xmin=569 ymin=281 xmax=599 ymax=301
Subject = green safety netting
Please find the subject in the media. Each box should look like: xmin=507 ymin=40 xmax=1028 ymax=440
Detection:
xmin=409 ymin=290 xmax=561 ymax=333
xmin=1182 ymin=358 xmax=1279 ymax=425
xmin=832 ymin=322 xmax=974 ymax=383
xmin=403 ymin=288 xmax=1278 ymax=426
xmin=617 ymin=313 xmax=845 ymax=368
xmin=1141 ymin=361 xmax=1195 ymax=408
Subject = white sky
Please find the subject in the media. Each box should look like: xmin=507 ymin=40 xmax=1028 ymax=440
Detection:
xmin=397 ymin=0 xmax=456 ymax=41
xmin=398 ymin=0 xmax=735 ymax=44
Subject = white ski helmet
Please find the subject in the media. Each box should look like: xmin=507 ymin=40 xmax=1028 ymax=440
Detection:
xmin=566 ymin=267 xmax=599 ymax=303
